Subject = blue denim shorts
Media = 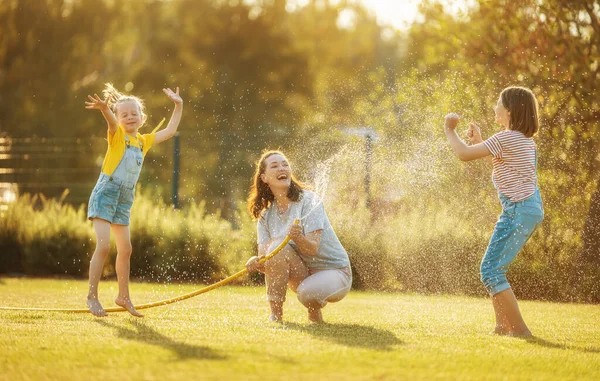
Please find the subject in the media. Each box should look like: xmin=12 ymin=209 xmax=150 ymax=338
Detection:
xmin=87 ymin=174 xmax=135 ymax=225
xmin=480 ymin=189 xmax=544 ymax=295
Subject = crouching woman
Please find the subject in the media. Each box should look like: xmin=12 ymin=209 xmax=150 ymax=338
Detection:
xmin=246 ymin=150 xmax=352 ymax=323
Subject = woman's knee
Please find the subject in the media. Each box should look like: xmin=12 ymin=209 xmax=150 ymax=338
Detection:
xmin=264 ymin=252 xmax=287 ymax=274
xmin=296 ymin=284 xmax=312 ymax=306
xmin=296 ymin=283 xmax=324 ymax=308
xmin=265 ymin=245 xmax=296 ymax=271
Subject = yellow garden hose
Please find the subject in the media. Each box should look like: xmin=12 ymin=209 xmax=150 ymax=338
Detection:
xmin=0 ymin=220 xmax=298 ymax=313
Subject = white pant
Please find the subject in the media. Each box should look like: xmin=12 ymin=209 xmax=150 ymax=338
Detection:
xmin=297 ymin=266 xmax=352 ymax=308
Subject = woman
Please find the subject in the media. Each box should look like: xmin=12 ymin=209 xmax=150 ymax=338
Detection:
xmin=246 ymin=150 xmax=352 ymax=323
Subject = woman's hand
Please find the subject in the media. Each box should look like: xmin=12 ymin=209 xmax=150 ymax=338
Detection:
xmin=85 ymin=94 xmax=109 ymax=111
xmin=288 ymin=224 xmax=303 ymax=241
xmin=444 ymin=113 xmax=460 ymax=130
xmin=163 ymin=87 xmax=183 ymax=106
xmin=467 ymin=122 xmax=483 ymax=144
xmin=245 ymin=256 xmax=264 ymax=273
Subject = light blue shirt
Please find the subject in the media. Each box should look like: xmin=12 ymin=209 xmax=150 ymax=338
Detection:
xmin=257 ymin=190 xmax=350 ymax=270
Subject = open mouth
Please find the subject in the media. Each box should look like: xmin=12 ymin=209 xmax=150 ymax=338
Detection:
xmin=277 ymin=174 xmax=288 ymax=180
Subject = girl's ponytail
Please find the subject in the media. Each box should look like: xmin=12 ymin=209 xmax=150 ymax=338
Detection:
xmin=102 ymin=83 xmax=125 ymax=113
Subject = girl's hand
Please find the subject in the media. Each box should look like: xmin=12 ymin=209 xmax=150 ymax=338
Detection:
xmin=288 ymin=224 xmax=303 ymax=241
xmin=163 ymin=87 xmax=183 ymax=106
xmin=444 ymin=113 xmax=460 ymax=130
xmin=467 ymin=122 xmax=483 ymax=144
xmin=85 ymin=94 xmax=109 ymax=111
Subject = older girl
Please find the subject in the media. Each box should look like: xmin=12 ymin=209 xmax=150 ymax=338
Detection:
xmin=444 ymin=86 xmax=544 ymax=336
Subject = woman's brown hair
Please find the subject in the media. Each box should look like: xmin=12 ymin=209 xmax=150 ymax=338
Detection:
xmin=500 ymin=86 xmax=540 ymax=138
xmin=247 ymin=150 xmax=307 ymax=220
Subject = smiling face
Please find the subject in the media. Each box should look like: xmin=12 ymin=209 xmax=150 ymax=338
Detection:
xmin=260 ymin=154 xmax=292 ymax=192
xmin=494 ymin=95 xmax=511 ymax=129
xmin=116 ymin=100 xmax=144 ymax=134
xmin=248 ymin=150 xmax=307 ymax=218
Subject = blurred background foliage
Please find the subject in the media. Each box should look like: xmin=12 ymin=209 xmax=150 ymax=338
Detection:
xmin=0 ymin=0 xmax=599 ymax=302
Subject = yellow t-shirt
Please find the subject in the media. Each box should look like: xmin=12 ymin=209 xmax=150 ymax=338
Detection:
xmin=100 ymin=119 xmax=165 ymax=176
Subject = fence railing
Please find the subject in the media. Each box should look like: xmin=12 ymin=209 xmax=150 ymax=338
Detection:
xmin=0 ymin=134 xmax=181 ymax=206
xmin=0 ymin=137 xmax=106 ymax=204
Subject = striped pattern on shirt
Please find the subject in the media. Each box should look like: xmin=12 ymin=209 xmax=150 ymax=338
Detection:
xmin=483 ymin=130 xmax=537 ymax=202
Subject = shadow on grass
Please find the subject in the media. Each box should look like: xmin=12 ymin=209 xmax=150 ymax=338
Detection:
xmin=526 ymin=336 xmax=600 ymax=354
xmin=96 ymin=319 xmax=226 ymax=361
xmin=283 ymin=322 xmax=403 ymax=351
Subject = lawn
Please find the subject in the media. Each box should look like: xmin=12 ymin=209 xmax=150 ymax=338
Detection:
xmin=0 ymin=278 xmax=599 ymax=380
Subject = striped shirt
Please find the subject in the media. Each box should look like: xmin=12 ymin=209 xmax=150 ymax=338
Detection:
xmin=483 ymin=130 xmax=537 ymax=202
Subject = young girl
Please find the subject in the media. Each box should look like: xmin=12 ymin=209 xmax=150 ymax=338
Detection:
xmin=84 ymin=83 xmax=183 ymax=317
xmin=245 ymin=150 xmax=352 ymax=323
xmin=444 ymin=86 xmax=544 ymax=336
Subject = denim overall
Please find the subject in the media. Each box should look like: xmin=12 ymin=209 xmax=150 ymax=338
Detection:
xmin=87 ymin=134 xmax=144 ymax=225
xmin=480 ymin=151 xmax=544 ymax=295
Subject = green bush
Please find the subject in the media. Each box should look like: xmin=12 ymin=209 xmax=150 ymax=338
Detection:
xmin=0 ymin=194 xmax=93 ymax=276
xmin=0 ymin=190 xmax=252 ymax=282
xmin=1 ymin=179 xmax=598 ymax=303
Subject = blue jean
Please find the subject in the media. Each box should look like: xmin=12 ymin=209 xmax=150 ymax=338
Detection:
xmin=480 ymin=189 xmax=544 ymax=295
xmin=87 ymin=174 xmax=136 ymax=225
xmin=88 ymin=139 xmax=143 ymax=226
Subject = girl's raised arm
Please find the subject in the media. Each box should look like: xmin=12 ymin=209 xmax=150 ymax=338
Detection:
xmin=85 ymin=93 xmax=118 ymax=135
xmin=444 ymin=113 xmax=491 ymax=162
xmin=154 ymin=87 xmax=183 ymax=145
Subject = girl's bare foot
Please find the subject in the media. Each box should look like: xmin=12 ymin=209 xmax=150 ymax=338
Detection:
xmin=115 ymin=296 xmax=143 ymax=317
xmin=87 ymin=298 xmax=108 ymax=317
xmin=490 ymin=325 xmax=509 ymax=335
xmin=489 ymin=325 xmax=532 ymax=337
xmin=307 ymin=308 xmax=323 ymax=324
xmin=507 ymin=329 xmax=533 ymax=338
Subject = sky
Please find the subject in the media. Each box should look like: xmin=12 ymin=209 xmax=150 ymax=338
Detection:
xmin=284 ymin=0 xmax=473 ymax=30
xmin=354 ymin=0 xmax=424 ymax=30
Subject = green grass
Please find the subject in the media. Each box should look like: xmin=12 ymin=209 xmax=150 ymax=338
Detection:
xmin=0 ymin=278 xmax=599 ymax=381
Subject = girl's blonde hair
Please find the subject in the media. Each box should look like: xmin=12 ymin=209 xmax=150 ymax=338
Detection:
xmin=102 ymin=83 xmax=148 ymax=126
